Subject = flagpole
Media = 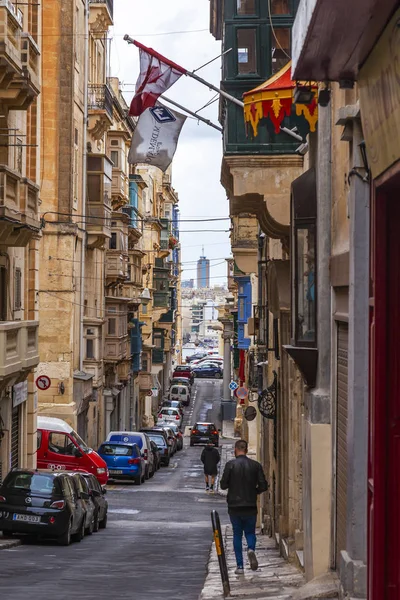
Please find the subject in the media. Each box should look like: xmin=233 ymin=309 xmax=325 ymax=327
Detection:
xmin=161 ymin=96 xmax=223 ymax=133
xmin=123 ymin=35 xmax=244 ymax=109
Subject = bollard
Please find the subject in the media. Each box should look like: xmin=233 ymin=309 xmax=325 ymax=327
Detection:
xmin=211 ymin=510 xmax=230 ymax=597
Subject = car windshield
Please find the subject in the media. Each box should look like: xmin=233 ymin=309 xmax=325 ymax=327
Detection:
xmin=170 ymin=388 xmax=179 ymax=394
xmin=168 ymin=425 xmax=180 ymax=434
xmin=4 ymin=473 xmax=60 ymax=495
xmin=160 ymin=409 xmax=178 ymax=415
xmin=196 ymin=424 xmax=214 ymax=433
xmin=70 ymin=430 xmax=90 ymax=453
xmin=147 ymin=435 xmax=166 ymax=447
xmin=99 ymin=444 xmax=135 ymax=456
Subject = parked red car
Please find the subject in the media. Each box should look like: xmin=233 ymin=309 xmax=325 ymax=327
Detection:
xmin=37 ymin=416 xmax=108 ymax=486
xmin=172 ymin=365 xmax=194 ymax=384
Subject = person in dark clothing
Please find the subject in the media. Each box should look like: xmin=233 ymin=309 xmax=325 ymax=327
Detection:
xmin=201 ymin=442 xmax=220 ymax=492
xmin=220 ymin=439 xmax=268 ymax=574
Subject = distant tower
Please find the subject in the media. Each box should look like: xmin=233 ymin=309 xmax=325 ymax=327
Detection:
xmin=197 ymin=248 xmax=210 ymax=288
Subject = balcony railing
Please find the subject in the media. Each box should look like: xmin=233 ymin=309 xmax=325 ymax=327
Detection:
xmin=89 ymin=0 xmax=113 ymax=20
xmin=88 ymin=84 xmax=113 ymax=119
xmin=0 ymin=321 xmax=39 ymax=380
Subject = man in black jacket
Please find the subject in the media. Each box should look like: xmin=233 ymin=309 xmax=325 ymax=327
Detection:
xmin=220 ymin=439 xmax=268 ymax=574
xmin=201 ymin=442 xmax=220 ymax=492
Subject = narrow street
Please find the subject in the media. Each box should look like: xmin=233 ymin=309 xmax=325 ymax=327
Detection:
xmin=0 ymin=380 xmax=228 ymax=600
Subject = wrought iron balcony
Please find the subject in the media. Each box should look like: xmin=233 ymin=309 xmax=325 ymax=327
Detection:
xmin=88 ymin=83 xmax=113 ymax=119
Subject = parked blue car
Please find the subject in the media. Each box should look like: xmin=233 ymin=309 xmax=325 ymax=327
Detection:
xmin=97 ymin=441 xmax=145 ymax=485
xmin=191 ymin=364 xmax=223 ymax=379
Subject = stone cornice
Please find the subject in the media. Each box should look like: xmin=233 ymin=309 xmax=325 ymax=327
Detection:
xmin=223 ymin=155 xmax=304 ymax=169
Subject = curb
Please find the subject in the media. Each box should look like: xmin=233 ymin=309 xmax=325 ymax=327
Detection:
xmin=0 ymin=538 xmax=21 ymax=550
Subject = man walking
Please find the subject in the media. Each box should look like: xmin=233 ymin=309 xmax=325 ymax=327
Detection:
xmin=220 ymin=439 xmax=268 ymax=574
xmin=201 ymin=442 xmax=220 ymax=493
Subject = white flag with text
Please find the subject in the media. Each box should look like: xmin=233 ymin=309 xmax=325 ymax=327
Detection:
xmin=128 ymin=103 xmax=187 ymax=172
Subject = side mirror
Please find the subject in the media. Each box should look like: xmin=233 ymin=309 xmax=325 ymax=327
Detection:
xmin=80 ymin=491 xmax=90 ymax=500
xmin=102 ymin=488 xmax=107 ymax=495
xmin=73 ymin=447 xmax=83 ymax=458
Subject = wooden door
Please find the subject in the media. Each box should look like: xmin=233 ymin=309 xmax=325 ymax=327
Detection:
xmin=369 ymin=171 xmax=400 ymax=600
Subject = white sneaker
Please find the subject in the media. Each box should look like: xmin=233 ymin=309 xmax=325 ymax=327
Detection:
xmin=247 ymin=549 xmax=258 ymax=571
xmin=235 ymin=567 xmax=244 ymax=575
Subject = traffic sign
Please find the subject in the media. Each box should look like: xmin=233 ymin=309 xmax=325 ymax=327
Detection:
xmin=35 ymin=375 xmax=51 ymax=391
xmin=236 ymin=386 xmax=248 ymax=400
xmin=229 ymin=381 xmax=238 ymax=391
xmin=147 ymin=390 xmax=153 ymax=397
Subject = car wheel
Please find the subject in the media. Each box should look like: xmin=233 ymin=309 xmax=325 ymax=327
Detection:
xmin=93 ymin=511 xmax=100 ymax=533
xmin=149 ymin=465 xmax=155 ymax=478
xmin=1 ymin=531 xmax=14 ymax=539
xmin=190 ymin=441 xmax=194 ymax=447
xmin=58 ymin=520 xmax=72 ymax=546
xmin=73 ymin=518 xmax=85 ymax=543
xmin=145 ymin=466 xmax=150 ymax=480
xmin=214 ymin=373 xmax=221 ymax=379
xmin=164 ymin=457 xmax=170 ymax=466
xmin=99 ymin=513 xmax=107 ymax=530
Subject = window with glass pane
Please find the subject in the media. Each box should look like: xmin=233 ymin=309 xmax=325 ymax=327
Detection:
xmin=237 ymin=0 xmax=256 ymax=15
xmin=237 ymin=29 xmax=257 ymax=74
xmin=271 ymin=28 xmax=290 ymax=74
xmin=296 ymin=226 xmax=316 ymax=343
xmin=270 ymin=0 xmax=290 ymax=14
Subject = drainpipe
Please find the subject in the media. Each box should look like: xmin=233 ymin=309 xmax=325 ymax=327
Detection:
xmin=79 ymin=0 xmax=89 ymax=371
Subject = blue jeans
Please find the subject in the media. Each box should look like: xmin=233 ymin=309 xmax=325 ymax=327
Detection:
xmin=229 ymin=514 xmax=257 ymax=568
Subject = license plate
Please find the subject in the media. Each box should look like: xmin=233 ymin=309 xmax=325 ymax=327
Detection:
xmin=109 ymin=470 xmax=123 ymax=475
xmin=200 ymin=437 xmax=209 ymax=442
xmin=13 ymin=514 xmax=40 ymax=523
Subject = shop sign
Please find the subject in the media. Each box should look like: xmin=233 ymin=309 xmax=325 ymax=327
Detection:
xmin=13 ymin=381 xmax=28 ymax=408
xmin=359 ymin=8 xmax=400 ymax=178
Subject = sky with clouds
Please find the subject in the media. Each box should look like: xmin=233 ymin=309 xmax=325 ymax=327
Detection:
xmin=110 ymin=0 xmax=232 ymax=287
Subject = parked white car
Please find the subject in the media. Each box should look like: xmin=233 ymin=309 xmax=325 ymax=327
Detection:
xmin=157 ymin=408 xmax=183 ymax=428
xmin=169 ymin=384 xmax=190 ymax=406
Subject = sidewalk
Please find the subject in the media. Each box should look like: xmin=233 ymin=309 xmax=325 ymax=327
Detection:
xmin=202 ymin=428 xmax=305 ymax=600
xmin=200 ymin=526 xmax=305 ymax=600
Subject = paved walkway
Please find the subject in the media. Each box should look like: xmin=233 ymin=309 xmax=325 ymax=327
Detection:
xmin=200 ymin=526 xmax=305 ymax=600
xmin=202 ymin=426 xmax=305 ymax=600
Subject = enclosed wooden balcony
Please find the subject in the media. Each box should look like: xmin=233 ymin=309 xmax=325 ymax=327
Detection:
xmin=104 ymin=336 xmax=129 ymax=363
xmin=105 ymin=250 xmax=128 ymax=282
xmin=0 ymin=0 xmax=22 ymax=88
xmin=139 ymin=373 xmax=152 ymax=391
xmin=0 ymin=165 xmax=40 ymax=245
xmin=21 ymin=32 xmax=40 ymax=96
xmin=0 ymin=320 xmax=39 ymax=387
xmin=111 ymin=169 xmax=129 ymax=209
xmin=87 ymin=154 xmax=113 ymax=247
xmin=230 ymin=215 xmax=259 ymax=274
xmin=117 ymin=360 xmax=130 ymax=382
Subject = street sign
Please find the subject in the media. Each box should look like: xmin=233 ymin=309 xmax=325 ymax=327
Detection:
xmin=35 ymin=375 xmax=51 ymax=391
xmin=244 ymin=406 xmax=257 ymax=421
xmin=236 ymin=386 xmax=248 ymax=400
xmin=229 ymin=381 xmax=238 ymax=391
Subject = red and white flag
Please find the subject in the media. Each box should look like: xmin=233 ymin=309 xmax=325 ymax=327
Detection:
xmin=129 ymin=40 xmax=187 ymax=117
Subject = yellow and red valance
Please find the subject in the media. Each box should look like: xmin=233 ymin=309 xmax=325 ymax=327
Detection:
xmin=243 ymin=61 xmax=318 ymax=137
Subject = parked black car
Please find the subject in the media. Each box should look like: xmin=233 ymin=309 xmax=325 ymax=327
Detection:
xmin=140 ymin=429 xmax=171 ymax=466
xmin=65 ymin=472 xmax=95 ymax=536
xmin=0 ymin=469 xmax=86 ymax=545
xmin=149 ymin=440 xmax=161 ymax=471
xmin=81 ymin=473 xmax=108 ymax=531
xmin=190 ymin=423 xmax=220 ymax=447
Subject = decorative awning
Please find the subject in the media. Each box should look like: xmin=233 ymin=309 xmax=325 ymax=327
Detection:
xmin=243 ymin=61 xmax=318 ymax=137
